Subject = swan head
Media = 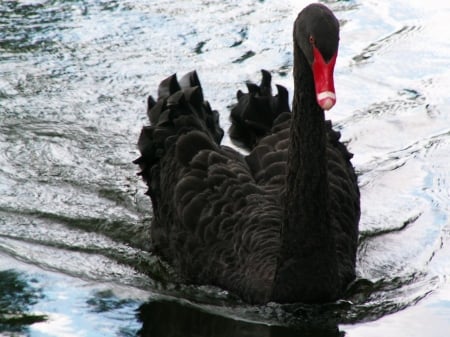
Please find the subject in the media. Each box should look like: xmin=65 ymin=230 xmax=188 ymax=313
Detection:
xmin=294 ymin=4 xmax=339 ymax=110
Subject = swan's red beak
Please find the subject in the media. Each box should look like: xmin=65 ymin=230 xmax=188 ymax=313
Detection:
xmin=312 ymin=46 xmax=337 ymax=110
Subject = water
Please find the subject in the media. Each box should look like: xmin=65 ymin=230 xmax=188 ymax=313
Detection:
xmin=1 ymin=0 xmax=449 ymax=336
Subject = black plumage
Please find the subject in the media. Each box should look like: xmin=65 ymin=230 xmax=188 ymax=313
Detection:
xmin=134 ymin=3 xmax=360 ymax=304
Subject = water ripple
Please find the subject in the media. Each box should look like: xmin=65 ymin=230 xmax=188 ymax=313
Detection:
xmin=1 ymin=0 xmax=450 ymax=334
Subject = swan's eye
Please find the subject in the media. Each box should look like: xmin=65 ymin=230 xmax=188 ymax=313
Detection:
xmin=309 ymin=36 xmax=315 ymax=45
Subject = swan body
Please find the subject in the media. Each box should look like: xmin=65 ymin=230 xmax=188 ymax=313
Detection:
xmin=135 ymin=3 xmax=360 ymax=304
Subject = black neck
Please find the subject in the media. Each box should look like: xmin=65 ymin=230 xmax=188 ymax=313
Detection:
xmin=272 ymin=42 xmax=340 ymax=303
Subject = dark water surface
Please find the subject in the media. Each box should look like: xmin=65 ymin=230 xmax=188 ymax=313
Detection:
xmin=1 ymin=0 xmax=450 ymax=336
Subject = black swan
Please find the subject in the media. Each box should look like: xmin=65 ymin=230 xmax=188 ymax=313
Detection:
xmin=134 ymin=3 xmax=360 ymax=304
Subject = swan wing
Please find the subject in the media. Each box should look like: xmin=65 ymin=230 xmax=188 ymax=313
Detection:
xmin=135 ymin=72 xmax=282 ymax=303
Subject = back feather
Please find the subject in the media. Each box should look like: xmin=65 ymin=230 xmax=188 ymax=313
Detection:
xmin=229 ymin=70 xmax=291 ymax=150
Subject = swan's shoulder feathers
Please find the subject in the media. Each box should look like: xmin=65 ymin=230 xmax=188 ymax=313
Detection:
xmin=325 ymin=121 xmax=360 ymax=285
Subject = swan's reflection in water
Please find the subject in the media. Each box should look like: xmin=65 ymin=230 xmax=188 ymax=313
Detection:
xmin=137 ymin=298 xmax=342 ymax=337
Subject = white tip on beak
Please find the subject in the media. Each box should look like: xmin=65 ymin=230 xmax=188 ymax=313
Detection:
xmin=317 ymin=91 xmax=336 ymax=110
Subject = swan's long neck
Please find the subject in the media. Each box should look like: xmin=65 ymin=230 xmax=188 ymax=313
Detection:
xmin=272 ymin=42 xmax=340 ymax=303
